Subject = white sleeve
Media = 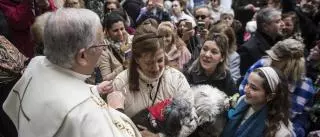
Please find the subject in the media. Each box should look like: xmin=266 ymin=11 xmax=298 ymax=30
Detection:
xmin=173 ymin=70 xmax=190 ymax=93
xmin=55 ymin=99 xmax=116 ymax=137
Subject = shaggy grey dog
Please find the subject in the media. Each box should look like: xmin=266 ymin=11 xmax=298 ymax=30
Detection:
xmin=187 ymin=85 xmax=229 ymax=137
xmin=131 ymin=85 xmax=229 ymax=137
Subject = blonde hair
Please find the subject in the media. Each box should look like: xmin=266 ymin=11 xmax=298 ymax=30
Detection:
xmin=158 ymin=22 xmax=175 ymax=34
xmin=158 ymin=22 xmax=176 ymax=52
xmin=30 ymin=12 xmax=51 ymax=44
xmin=271 ymin=58 xmax=305 ymax=82
xmin=268 ymin=39 xmax=306 ymax=82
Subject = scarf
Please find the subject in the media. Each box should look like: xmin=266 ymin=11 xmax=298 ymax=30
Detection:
xmin=221 ymin=98 xmax=267 ymax=137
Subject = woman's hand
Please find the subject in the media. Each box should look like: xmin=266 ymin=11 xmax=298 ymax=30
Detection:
xmin=97 ymin=80 xmax=113 ymax=95
xmin=107 ymin=91 xmax=125 ymax=109
xmin=138 ymin=125 xmax=160 ymax=137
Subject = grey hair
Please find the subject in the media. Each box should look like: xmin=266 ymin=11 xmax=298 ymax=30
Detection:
xmin=194 ymin=5 xmax=211 ymax=16
xmin=43 ymin=8 xmax=101 ymax=68
xmin=256 ymin=7 xmax=281 ymax=32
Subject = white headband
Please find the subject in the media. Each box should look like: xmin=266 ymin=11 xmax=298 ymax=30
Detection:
xmin=257 ymin=67 xmax=280 ymax=93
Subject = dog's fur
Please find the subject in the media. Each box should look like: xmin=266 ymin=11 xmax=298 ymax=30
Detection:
xmin=131 ymin=85 xmax=229 ymax=137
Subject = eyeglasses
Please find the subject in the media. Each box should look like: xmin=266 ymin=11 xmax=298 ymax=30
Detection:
xmin=195 ymin=15 xmax=207 ymax=20
xmin=88 ymin=43 xmax=108 ymax=50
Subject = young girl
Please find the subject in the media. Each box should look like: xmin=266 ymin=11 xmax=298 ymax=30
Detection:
xmin=222 ymin=67 xmax=294 ymax=137
xmin=158 ymin=22 xmax=191 ymax=70
xmin=239 ymin=39 xmax=316 ymax=136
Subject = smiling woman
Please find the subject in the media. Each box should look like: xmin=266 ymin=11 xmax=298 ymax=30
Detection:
xmin=183 ymin=33 xmax=236 ymax=96
xmin=86 ymin=12 xmax=133 ymax=84
xmin=183 ymin=32 xmax=236 ymax=137
xmin=109 ymin=25 xmax=190 ymax=119
xmin=222 ymin=67 xmax=293 ymax=137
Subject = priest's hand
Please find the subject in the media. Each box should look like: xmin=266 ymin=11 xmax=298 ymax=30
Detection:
xmin=97 ymin=80 xmax=113 ymax=95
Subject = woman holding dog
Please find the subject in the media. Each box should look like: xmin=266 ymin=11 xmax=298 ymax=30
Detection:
xmin=221 ymin=67 xmax=294 ymax=137
xmin=183 ymin=33 xmax=236 ymax=96
xmin=109 ymin=24 xmax=190 ymax=119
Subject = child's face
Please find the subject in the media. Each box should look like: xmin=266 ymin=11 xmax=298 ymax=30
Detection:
xmin=163 ymin=33 xmax=173 ymax=47
xmin=221 ymin=14 xmax=234 ymax=26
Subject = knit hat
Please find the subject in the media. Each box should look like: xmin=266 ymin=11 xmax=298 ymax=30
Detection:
xmin=266 ymin=38 xmax=305 ymax=61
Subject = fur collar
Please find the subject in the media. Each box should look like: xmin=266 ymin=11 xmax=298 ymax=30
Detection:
xmin=137 ymin=67 xmax=165 ymax=84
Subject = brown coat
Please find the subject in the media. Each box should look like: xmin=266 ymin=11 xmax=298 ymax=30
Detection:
xmin=97 ymin=48 xmax=124 ymax=81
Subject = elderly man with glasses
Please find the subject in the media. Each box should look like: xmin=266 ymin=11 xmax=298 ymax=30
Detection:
xmin=2 ymin=8 xmax=141 ymax=137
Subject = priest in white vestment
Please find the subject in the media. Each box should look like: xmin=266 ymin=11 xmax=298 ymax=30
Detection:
xmin=2 ymin=8 xmax=141 ymax=137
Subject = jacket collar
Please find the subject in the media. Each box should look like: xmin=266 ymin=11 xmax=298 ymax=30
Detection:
xmin=44 ymin=57 xmax=91 ymax=81
xmin=189 ymin=68 xmax=226 ymax=84
xmin=254 ymin=31 xmax=281 ymax=52
xmin=137 ymin=67 xmax=165 ymax=84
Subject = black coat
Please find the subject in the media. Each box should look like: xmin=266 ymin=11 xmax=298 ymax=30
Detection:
xmin=232 ymin=0 xmax=268 ymax=26
xmin=123 ymin=0 xmax=144 ymax=25
xmin=183 ymin=69 xmax=234 ymax=137
xmin=237 ymin=32 xmax=279 ymax=75
xmin=183 ymin=69 xmax=236 ymax=96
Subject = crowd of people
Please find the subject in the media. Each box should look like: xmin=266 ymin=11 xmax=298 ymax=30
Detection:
xmin=0 ymin=0 xmax=320 ymax=137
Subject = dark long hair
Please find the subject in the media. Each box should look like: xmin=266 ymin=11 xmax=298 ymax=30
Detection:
xmin=102 ymin=11 xmax=125 ymax=31
xmin=129 ymin=25 xmax=164 ymax=91
xmin=187 ymin=33 xmax=229 ymax=77
xmin=252 ymin=68 xmax=290 ymax=137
